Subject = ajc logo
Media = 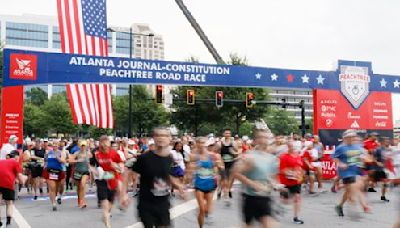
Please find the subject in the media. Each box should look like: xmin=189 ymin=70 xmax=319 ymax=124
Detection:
xmin=10 ymin=54 xmax=37 ymax=81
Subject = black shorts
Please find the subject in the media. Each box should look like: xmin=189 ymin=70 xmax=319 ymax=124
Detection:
xmin=96 ymin=180 xmax=116 ymax=203
xmin=195 ymin=187 xmax=216 ymax=194
xmin=222 ymin=162 xmax=234 ymax=179
xmin=138 ymin=201 xmax=170 ymax=228
xmin=374 ymin=170 xmax=387 ymax=182
xmin=31 ymin=167 xmax=43 ymax=178
xmin=280 ymin=184 xmax=301 ymax=199
xmin=242 ymin=194 xmax=272 ymax=224
xmin=342 ymin=176 xmax=356 ymax=185
xmin=0 ymin=187 xmax=15 ymax=201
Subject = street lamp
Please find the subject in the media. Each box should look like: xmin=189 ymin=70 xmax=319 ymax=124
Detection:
xmin=107 ymin=27 xmax=154 ymax=138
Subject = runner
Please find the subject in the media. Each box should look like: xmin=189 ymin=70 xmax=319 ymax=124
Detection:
xmin=89 ymin=135 xmax=124 ymax=228
xmin=170 ymin=141 xmax=186 ymax=196
xmin=57 ymin=139 xmax=69 ymax=205
xmin=69 ymin=140 xmax=90 ymax=208
xmin=190 ymin=137 xmax=222 ymax=228
xmin=30 ymin=139 xmax=46 ymax=199
xmin=334 ymin=129 xmax=370 ymax=217
xmin=232 ymin=124 xmax=280 ymax=228
xmin=0 ymin=150 xmax=27 ymax=227
xmin=218 ymin=129 xmax=239 ymax=205
xmin=373 ymin=137 xmax=390 ymax=202
xmin=0 ymin=135 xmax=18 ymax=160
xmin=279 ymin=140 xmax=305 ymax=225
xmin=132 ymin=127 xmax=186 ymax=228
xmin=43 ymin=141 xmax=66 ymax=211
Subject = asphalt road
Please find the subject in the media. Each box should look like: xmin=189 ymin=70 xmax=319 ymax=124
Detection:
xmin=2 ymin=183 xmax=399 ymax=228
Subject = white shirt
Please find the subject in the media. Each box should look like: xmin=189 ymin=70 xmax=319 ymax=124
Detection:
xmin=0 ymin=143 xmax=16 ymax=160
xmin=171 ymin=150 xmax=185 ymax=170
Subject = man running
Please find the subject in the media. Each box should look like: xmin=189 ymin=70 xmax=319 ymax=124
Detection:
xmin=132 ymin=127 xmax=186 ymax=228
xmin=219 ymin=129 xmax=239 ymax=205
xmin=334 ymin=129 xmax=370 ymax=217
xmin=0 ymin=135 xmax=18 ymax=160
xmin=0 ymin=150 xmax=27 ymax=226
xmin=90 ymin=135 xmax=124 ymax=228
xmin=233 ymin=124 xmax=280 ymax=228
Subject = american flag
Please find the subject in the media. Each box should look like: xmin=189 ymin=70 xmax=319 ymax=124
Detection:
xmin=57 ymin=0 xmax=113 ymax=129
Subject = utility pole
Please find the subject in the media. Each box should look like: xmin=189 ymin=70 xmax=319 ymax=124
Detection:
xmin=174 ymin=0 xmax=225 ymax=64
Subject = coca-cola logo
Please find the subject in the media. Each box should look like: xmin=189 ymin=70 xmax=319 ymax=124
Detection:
xmin=9 ymin=54 xmax=37 ymax=80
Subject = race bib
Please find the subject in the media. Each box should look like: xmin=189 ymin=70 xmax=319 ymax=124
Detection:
xmin=49 ymin=173 xmax=59 ymax=180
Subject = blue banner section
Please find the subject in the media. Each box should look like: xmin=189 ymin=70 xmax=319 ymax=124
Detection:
xmin=3 ymin=48 xmax=400 ymax=93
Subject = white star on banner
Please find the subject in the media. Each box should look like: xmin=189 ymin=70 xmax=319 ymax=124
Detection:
xmin=394 ymin=79 xmax=400 ymax=88
xmin=255 ymin=73 xmax=262 ymax=79
xmin=316 ymin=74 xmax=325 ymax=85
xmin=271 ymin=74 xmax=278 ymax=81
xmin=380 ymin=78 xmax=387 ymax=88
xmin=301 ymin=74 xmax=310 ymax=83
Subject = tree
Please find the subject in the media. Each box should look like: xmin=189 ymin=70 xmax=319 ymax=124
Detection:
xmin=265 ymin=108 xmax=300 ymax=135
xmin=24 ymin=102 xmax=49 ymax=137
xmin=114 ymin=85 xmax=170 ymax=136
xmin=25 ymin=87 xmax=48 ymax=106
xmin=171 ymin=54 xmax=270 ymax=136
xmin=41 ymin=94 xmax=78 ymax=135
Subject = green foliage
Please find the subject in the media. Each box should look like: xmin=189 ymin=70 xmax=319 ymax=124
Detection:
xmin=265 ymin=108 xmax=300 ymax=135
xmin=25 ymin=87 xmax=47 ymax=106
xmin=171 ymin=54 xmax=270 ymax=136
xmin=24 ymin=102 xmax=49 ymax=137
xmin=41 ymin=94 xmax=78 ymax=134
xmin=113 ymin=85 xmax=170 ymax=136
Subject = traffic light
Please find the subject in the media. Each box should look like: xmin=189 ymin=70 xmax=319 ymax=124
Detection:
xmin=187 ymin=89 xmax=195 ymax=105
xmin=246 ymin=92 xmax=254 ymax=108
xmin=282 ymin=98 xmax=287 ymax=109
xmin=216 ymin=91 xmax=223 ymax=108
xmin=155 ymin=85 xmax=163 ymax=103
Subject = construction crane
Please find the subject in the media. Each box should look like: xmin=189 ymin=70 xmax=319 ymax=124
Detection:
xmin=174 ymin=0 xmax=225 ymax=64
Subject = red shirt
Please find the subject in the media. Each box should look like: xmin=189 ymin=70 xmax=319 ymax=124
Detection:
xmin=301 ymin=150 xmax=313 ymax=171
xmin=364 ymin=139 xmax=378 ymax=152
xmin=0 ymin=159 xmax=22 ymax=190
xmin=95 ymin=149 xmax=123 ymax=190
xmin=279 ymin=153 xmax=303 ymax=186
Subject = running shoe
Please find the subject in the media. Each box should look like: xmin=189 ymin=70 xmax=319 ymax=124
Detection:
xmin=33 ymin=196 xmax=38 ymax=200
xmin=367 ymin=188 xmax=377 ymax=192
xmin=228 ymin=191 xmax=233 ymax=198
xmin=293 ymin=217 xmax=304 ymax=224
xmin=57 ymin=197 xmax=62 ymax=205
xmin=381 ymin=196 xmax=390 ymax=202
xmin=52 ymin=205 xmax=57 ymax=211
xmin=335 ymin=205 xmax=344 ymax=217
xmin=217 ymin=190 xmax=222 ymax=200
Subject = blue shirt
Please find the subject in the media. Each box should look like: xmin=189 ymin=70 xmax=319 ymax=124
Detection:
xmin=69 ymin=145 xmax=80 ymax=155
xmin=333 ymin=143 xmax=363 ymax=178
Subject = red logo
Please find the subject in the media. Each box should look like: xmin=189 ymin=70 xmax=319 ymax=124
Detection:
xmin=10 ymin=54 xmax=37 ymax=80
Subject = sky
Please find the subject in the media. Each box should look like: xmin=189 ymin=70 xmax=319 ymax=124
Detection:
xmin=0 ymin=0 xmax=399 ymax=123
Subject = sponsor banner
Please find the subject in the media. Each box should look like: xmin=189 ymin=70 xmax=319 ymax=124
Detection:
xmin=0 ymin=86 xmax=24 ymax=145
xmin=314 ymin=89 xmax=393 ymax=130
xmin=3 ymin=49 xmax=400 ymax=94
xmin=321 ymin=155 xmax=337 ymax=180
xmin=318 ymin=129 xmax=393 ymax=146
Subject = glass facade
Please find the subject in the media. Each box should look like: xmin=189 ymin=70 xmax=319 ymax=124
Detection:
xmin=52 ymin=26 xmax=61 ymax=49
xmin=115 ymin=84 xmax=129 ymax=96
xmin=115 ymin=31 xmax=131 ymax=55
xmin=6 ymin=22 xmax=48 ymax=48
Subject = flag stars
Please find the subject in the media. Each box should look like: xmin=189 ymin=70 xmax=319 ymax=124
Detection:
xmin=301 ymin=74 xmax=310 ymax=83
xmin=316 ymin=74 xmax=325 ymax=85
xmin=271 ymin=73 xmax=278 ymax=81
xmin=394 ymin=79 xmax=400 ymax=88
xmin=380 ymin=78 xmax=387 ymax=88
xmin=255 ymin=73 xmax=262 ymax=79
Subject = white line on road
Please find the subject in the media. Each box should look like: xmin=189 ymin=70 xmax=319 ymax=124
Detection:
xmin=13 ymin=205 xmax=31 ymax=228
xmin=126 ymin=193 xmax=217 ymax=228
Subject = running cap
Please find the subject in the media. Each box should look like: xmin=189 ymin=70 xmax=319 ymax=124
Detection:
xmin=342 ymin=129 xmax=357 ymax=138
xmin=9 ymin=135 xmax=18 ymax=142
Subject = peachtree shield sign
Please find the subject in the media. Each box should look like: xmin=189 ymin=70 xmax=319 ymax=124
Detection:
xmin=339 ymin=65 xmax=370 ymax=109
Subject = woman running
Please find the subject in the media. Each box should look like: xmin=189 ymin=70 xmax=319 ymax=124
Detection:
xmin=190 ymin=137 xmax=222 ymax=228
xmin=43 ymin=141 xmax=66 ymax=211
xmin=170 ymin=141 xmax=186 ymax=196
xmin=69 ymin=140 xmax=90 ymax=208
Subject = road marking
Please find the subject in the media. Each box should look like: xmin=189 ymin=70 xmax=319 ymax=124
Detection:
xmin=126 ymin=192 xmax=217 ymax=228
xmin=13 ymin=205 xmax=31 ymax=228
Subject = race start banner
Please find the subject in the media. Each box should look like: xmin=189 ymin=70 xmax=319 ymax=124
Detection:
xmin=2 ymin=48 xmax=399 ymax=144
